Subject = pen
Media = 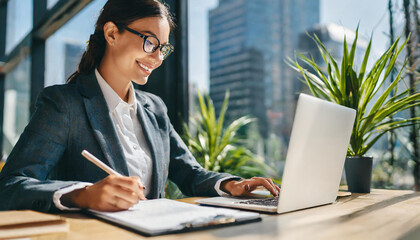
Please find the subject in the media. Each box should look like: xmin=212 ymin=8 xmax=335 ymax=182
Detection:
xmin=81 ymin=150 xmax=145 ymax=189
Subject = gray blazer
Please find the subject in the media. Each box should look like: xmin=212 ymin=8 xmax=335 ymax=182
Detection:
xmin=0 ymin=71 xmax=237 ymax=212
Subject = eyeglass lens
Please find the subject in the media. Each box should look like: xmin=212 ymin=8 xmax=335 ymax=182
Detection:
xmin=143 ymin=36 xmax=172 ymax=58
xmin=143 ymin=37 xmax=159 ymax=53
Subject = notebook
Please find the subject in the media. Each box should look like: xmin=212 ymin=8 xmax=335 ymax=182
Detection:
xmin=196 ymin=93 xmax=356 ymax=213
xmin=87 ymin=198 xmax=260 ymax=236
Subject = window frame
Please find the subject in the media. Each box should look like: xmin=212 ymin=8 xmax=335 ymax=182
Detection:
xmin=0 ymin=0 xmax=189 ymax=156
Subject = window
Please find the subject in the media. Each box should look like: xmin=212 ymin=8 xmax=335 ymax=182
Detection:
xmin=1 ymin=0 xmax=185 ymax=159
xmin=45 ymin=0 xmax=107 ymax=87
xmin=2 ymin=56 xmax=31 ymax=156
xmin=187 ymin=0 xmax=410 ymax=186
xmin=5 ymin=0 xmax=33 ymax=54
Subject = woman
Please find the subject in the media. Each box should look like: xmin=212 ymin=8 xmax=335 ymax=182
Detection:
xmin=0 ymin=0 xmax=279 ymax=212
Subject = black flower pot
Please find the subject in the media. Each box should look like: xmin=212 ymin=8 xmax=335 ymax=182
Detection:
xmin=344 ymin=156 xmax=373 ymax=193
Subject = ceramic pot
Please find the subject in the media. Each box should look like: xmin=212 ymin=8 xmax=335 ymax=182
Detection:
xmin=344 ymin=156 xmax=373 ymax=193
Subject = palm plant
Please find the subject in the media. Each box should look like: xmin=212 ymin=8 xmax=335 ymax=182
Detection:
xmin=288 ymin=27 xmax=420 ymax=157
xmin=165 ymin=91 xmax=277 ymax=199
xmin=182 ymin=91 xmax=277 ymax=179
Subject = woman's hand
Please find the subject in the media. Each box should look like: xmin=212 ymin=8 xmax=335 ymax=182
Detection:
xmin=221 ymin=177 xmax=280 ymax=197
xmin=62 ymin=175 xmax=146 ymax=211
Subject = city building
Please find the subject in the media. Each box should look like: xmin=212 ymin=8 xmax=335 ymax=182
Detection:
xmin=209 ymin=0 xmax=320 ymax=142
xmin=209 ymin=0 xmax=273 ymax=137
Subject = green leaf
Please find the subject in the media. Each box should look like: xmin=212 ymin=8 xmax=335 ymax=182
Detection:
xmin=289 ymin=26 xmax=420 ymax=156
xmin=181 ymin=90 xmax=278 ymax=179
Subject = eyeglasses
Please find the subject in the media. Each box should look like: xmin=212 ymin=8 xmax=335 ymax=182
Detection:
xmin=125 ymin=27 xmax=174 ymax=60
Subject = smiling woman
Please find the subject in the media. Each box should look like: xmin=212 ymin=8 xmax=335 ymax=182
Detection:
xmin=0 ymin=0 xmax=279 ymax=213
xmin=96 ymin=16 xmax=172 ymax=97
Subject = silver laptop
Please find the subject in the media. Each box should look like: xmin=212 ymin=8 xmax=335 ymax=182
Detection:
xmin=196 ymin=93 xmax=356 ymax=214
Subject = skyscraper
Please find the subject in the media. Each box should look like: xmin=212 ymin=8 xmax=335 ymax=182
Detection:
xmin=209 ymin=0 xmax=320 ymax=141
xmin=272 ymin=0 xmax=320 ymax=138
xmin=209 ymin=0 xmax=273 ymax=137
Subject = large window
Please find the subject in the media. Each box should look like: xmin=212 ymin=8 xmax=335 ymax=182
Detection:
xmin=5 ymin=0 xmax=32 ymax=54
xmin=1 ymin=0 xmax=187 ymax=159
xmin=2 ymin=0 xmax=33 ymax=157
xmin=45 ymin=0 xmax=107 ymax=87
xmin=187 ymin=0 xmax=413 ymax=187
xmin=1 ymin=0 xmax=417 ymax=190
xmin=2 ymin=0 xmax=107 ymax=157
xmin=2 ymin=57 xmax=31 ymax=155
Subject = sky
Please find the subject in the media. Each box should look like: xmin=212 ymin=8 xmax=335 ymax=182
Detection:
xmin=188 ymin=0 xmax=404 ymax=92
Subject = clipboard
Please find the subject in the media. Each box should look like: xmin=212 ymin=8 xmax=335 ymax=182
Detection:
xmin=85 ymin=198 xmax=261 ymax=236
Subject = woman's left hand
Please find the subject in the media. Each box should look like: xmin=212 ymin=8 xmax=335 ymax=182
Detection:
xmin=221 ymin=177 xmax=280 ymax=197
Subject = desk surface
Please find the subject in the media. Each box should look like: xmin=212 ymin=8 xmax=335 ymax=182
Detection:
xmin=24 ymin=189 xmax=420 ymax=240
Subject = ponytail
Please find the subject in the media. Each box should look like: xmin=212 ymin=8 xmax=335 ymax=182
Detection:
xmin=65 ymin=0 xmax=175 ymax=84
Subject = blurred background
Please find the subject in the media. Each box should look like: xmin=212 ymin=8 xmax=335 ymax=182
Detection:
xmin=0 ymin=0 xmax=419 ymax=190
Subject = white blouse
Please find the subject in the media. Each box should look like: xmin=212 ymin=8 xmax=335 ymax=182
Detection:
xmin=95 ymin=69 xmax=153 ymax=196
xmin=52 ymin=69 xmax=231 ymax=211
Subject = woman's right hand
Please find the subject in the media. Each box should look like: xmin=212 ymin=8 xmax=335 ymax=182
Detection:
xmin=62 ymin=175 xmax=146 ymax=211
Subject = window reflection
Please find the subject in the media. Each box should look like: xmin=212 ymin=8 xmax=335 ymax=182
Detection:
xmin=5 ymin=0 xmax=33 ymax=54
xmin=189 ymin=0 xmax=320 ymax=175
xmin=45 ymin=0 xmax=107 ymax=86
xmin=188 ymin=0 xmax=395 ymax=181
xmin=2 ymin=57 xmax=31 ymax=157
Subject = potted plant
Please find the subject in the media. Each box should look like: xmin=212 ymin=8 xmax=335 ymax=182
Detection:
xmin=165 ymin=91 xmax=279 ymax=199
xmin=183 ymin=91 xmax=278 ymax=177
xmin=288 ymin=28 xmax=420 ymax=193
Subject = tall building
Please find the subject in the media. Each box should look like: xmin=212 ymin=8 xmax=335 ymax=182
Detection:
xmin=209 ymin=0 xmax=320 ymax=140
xmin=209 ymin=0 xmax=273 ymax=137
xmin=272 ymin=0 xmax=320 ymax=139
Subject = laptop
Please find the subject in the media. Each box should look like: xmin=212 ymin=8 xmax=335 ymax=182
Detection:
xmin=196 ymin=93 xmax=356 ymax=214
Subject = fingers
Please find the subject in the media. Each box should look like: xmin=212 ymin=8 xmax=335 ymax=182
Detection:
xmin=275 ymin=184 xmax=281 ymax=193
xmin=264 ymin=178 xmax=280 ymax=196
xmin=231 ymin=177 xmax=279 ymax=197
xmin=108 ymin=195 xmax=135 ymax=211
xmin=109 ymin=184 xmax=140 ymax=205
xmin=106 ymin=175 xmax=147 ymax=201
xmin=249 ymin=177 xmax=279 ymax=196
xmin=83 ymin=175 xmax=148 ymax=211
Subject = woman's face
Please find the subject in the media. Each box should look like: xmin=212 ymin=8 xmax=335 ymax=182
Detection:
xmin=108 ymin=17 xmax=171 ymax=85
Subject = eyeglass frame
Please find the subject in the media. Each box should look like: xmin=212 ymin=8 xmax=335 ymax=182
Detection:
xmin=125 ymin=27 xmax=174 ymax=60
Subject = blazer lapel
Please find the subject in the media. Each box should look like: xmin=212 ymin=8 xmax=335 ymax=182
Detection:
xmin=77 ymin=72 xmax=129 ymax=176
xmin=135 ymin=93 xmax=163 ymax=199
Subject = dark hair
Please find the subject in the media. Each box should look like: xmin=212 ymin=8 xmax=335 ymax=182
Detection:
xmin=66 ymin=0 xmax=175 ymax=83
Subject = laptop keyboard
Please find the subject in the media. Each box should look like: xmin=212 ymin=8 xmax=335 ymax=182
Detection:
xmin=238 ymin=197 xmax=279 ymax=207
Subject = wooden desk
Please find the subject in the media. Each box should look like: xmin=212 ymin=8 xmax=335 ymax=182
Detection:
xmin=24 ymin=189 xmax=420 ymax=240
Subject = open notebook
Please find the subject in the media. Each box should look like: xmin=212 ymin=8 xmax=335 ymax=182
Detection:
xmin=86 ymin=198 xmax=260 ymax=236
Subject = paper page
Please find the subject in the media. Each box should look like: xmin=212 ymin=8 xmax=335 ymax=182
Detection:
xmin=89 ymin=199 xmax=259 ymax=234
